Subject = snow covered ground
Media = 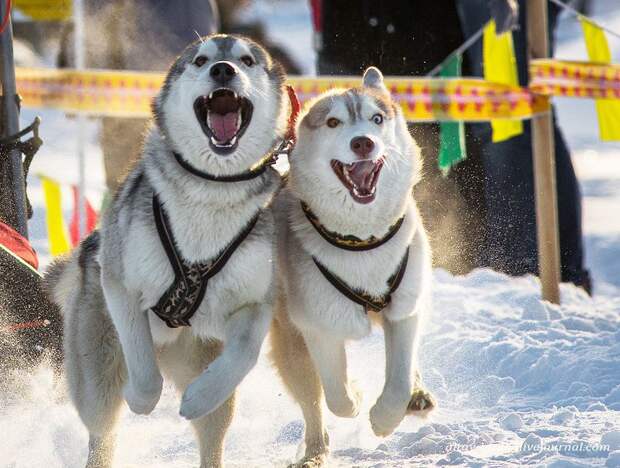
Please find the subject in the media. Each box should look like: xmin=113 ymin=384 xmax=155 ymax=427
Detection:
xmin=2 ymin=1 xmax=620 ymax=467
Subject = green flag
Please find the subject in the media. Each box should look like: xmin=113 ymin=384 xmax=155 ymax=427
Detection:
xmin=438 ymin=54 xmax=466 ymax=174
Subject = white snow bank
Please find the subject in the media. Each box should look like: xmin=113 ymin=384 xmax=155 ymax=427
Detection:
xmin=2 ymin=268 xmax=618 ymax=467
xmin=2 ymin=1 xmax=619 ymax=466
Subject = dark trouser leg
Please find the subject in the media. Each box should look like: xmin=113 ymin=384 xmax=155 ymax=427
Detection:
xmin=101 ymin=117 xmax=148 ymax=193
xmin=411 ymin=123 xmax=486 ymax=274
xmin=456 ymin=0 xmax=590 ymax=289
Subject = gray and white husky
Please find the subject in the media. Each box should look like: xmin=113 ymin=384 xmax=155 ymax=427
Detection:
xmin=45 ymin=34 xmax=289 ymax=467
xmin=271 ymin=67 xmax=436 ymax=466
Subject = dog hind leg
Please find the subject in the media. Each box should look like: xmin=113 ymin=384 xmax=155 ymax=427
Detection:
xmin=64 ymin=282 xmax=126 ymax=468
xmin=270 ymin=312 xmax=328 ymax=467
xmin=192 ymin=396 xmax=236 ymax=468
xmin=160 ymin=332 xmax=235 ymax=468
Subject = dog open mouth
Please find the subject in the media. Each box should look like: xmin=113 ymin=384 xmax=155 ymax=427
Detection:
xmin=194 ymin=89 xmax=253 ymax=155
xmin=331 ymin=158 xmax=384 ymax=204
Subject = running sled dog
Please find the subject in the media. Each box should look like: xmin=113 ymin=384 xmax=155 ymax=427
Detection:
xmin=46 ymin=35 xmax=290 ymax=467
xmin=271 ymin=67 xmax=436 ymax=466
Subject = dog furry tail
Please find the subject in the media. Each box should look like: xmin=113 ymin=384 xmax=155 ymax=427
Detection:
xmin=44 ymin=231 xmax=100 ymax=310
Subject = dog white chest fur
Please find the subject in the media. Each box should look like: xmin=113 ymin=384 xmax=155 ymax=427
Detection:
xmin=118 ymin=145 xmax=279 ymax=344
xmin=47 ymin=34 xmax=288 ymax=468
xmin=96 ymin=36 xmax=288 ymax=422
xmin=271 ymin=67 xmax=435 ymax=466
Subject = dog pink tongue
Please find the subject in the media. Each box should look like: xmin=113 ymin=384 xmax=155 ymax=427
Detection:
xmin=348 ymin=160 xmax=381 ymax=192
xmin=209 ymin=112 xmax=239 ymax=142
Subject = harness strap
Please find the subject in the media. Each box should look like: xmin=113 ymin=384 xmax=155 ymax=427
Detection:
xmin=173 ymin=151 xmax=275 ymax=182
xmin=312 ymin=246 xmax=410 ymax=313
xmin=151 ymin=195 xmax=260 ymax=328
xmin=301 ymin=201 xmax=405 ymax=251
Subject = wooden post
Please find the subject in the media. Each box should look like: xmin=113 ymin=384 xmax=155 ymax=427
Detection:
xmin=0 ymin=1 xmax=29 ymax=238
xmin=527 ymin=0 xmax=561 ymax=304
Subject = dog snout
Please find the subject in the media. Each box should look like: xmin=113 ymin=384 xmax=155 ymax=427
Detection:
xmin=210 ymin=61 xmax=238 ymax=85
xmin=350 ymin=136 xmax=375 ymax=159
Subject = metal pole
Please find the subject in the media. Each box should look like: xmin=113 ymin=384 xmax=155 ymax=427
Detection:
xmin=74 ymin=0 xmax=87 ymax=240
xmin=527 ymin=0 xmax=561 ymax=304
xmin=0 ymin=1 xmax=28 ymax=238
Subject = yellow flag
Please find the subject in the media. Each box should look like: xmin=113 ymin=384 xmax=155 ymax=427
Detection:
xmin=581 ymin=18 xmax=620 ymax=141
xmin=14 ymin=0 xmax=72 ymax=21
xmin=483 ymin=20 xmax=523 ymax=142
xmin=40 ymin=176 xmax=71 ymax=256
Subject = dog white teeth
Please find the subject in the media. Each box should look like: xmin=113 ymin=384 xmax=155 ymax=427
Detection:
xmin=210 ymin=136 xmax=219 ymax=146
xmin=208 ymin=91 xmax=214 ymax=99
xmin=352 ymin=186 xmax=373 ymax=199
xmin=230 ymin=136 xmax=237 ymax=146
xmin=343 ymin=167 xmax=355 ymax=186
xmin=236 ymin=112 xmax=242 ymax=128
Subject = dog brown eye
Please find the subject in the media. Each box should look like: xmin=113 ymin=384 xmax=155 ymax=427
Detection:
xmin=194 ymin=56 xmax=207 ymax=67
xmin=327 ymin=118 xmax=341 ymax=128
xmin=241 ymin=55 xmax=254 ymax=67
xmin=372 ymin=113 xmax=384 ymax=125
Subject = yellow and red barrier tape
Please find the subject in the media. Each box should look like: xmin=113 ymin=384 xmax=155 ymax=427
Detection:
xmin=530 ymin=60 xmax=620 ymax=99
xmin=291 ymin=76 xmax=549 ymax=122
xmin=13 ymin=60 xmax=619 ymax=122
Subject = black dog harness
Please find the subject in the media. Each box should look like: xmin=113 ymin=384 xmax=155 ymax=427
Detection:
xmin=151 ymin=195 xmax=260 ymax=328
xmin=301 ymin=201 xmax=410 ymax=314
xmin=150 ymin=86 xmax=301 ymax=327
xmin=313 ymin=248 xmax=409 ymax=313
xmin=301 ymin=201 xmax=404 ymax=251
xmin=173 ymin=150 xmax=277 ymax=182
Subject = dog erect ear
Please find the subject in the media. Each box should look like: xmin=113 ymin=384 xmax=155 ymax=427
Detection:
xmin=362 ymin=67 xmax=388 ymax=94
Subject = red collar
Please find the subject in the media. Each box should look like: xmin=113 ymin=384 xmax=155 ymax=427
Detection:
xmin=284 ymin=84 xmax=301 ymax=148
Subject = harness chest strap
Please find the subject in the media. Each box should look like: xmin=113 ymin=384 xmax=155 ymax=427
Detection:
xmin=300 ymin=201 xmax=405 ymax=251
xmin=151 ymin=195 xmax=260 ymax=328
xmin=312 ymin=246 xmax=410 ymax=314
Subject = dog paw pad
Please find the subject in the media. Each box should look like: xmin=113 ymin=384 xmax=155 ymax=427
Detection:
xmin=407 ymin=388 xmax=436 ymax=414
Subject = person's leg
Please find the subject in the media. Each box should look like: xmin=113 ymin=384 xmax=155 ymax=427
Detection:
xmin=411 ymin=123 xmax=485 ymax=274
xmin=481 ymin=122 xmax=538 ymax=274
xmin=457 ymin=0 xmax=590 ymax=289
xmin=101 ymin=118 xmax=147 ymax=193
xmin=553 ymin=120 xmax=591 ymax=291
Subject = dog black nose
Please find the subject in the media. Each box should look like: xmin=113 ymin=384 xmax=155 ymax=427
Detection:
xmin=210 ymin=61 xmax=237 ymax=84
xmin=350 ymin=136 xmax=374 ymax=159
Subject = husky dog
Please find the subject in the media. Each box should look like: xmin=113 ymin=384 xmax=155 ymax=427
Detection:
xmin=271 ymin=67 xmax=436 ymax=466
xmin=45 ymin=35 xmax=289 ymax=467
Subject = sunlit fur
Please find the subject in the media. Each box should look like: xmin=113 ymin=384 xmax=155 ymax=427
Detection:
xmin=45 ymin=35 xmax=288 ymax=468
xmin=271 ymin=67 xmax=435 ymax=466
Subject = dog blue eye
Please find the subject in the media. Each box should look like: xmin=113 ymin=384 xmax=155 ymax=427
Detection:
xmin=194 ymin=56 xmax=208 ymax=67
xmin=241 ymin=55 xmax=254 ymax=67
xmin=372 ymin=113 xmax=383 ymax=125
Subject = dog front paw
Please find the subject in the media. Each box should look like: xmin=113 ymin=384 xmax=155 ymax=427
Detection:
xmin=325 ymin=384 xmax=362 ymax=418
xmin=287 ymin=453 xmax=327 ymax=468
xmin=407 ymin=387 xmax=436 ymax=417
xmin=369 ymin=393 xmax=408 ymax=437
xmin=124 ymin=374 xmax=163 ymax=415
xmin=179 ymin=376 xmax=225 ymax=420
